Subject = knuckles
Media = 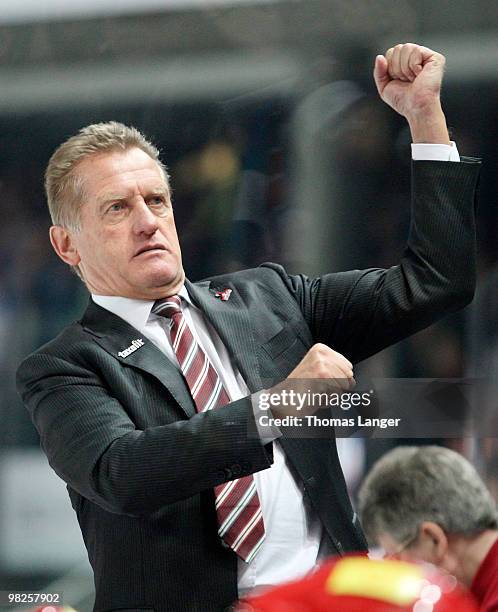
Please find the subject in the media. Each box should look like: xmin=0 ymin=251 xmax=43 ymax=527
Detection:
xmin=304 ymin=343 xmax=353 ymax=379
xmin=311 ymin=342 xmax=328 ymax=354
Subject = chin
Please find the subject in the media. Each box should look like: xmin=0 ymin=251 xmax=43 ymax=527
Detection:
xmin=143 ymin=266 xmax=184 ymax=292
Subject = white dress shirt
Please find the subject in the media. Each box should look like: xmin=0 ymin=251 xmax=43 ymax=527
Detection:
xmin=92 ymin=141 xmax=460 ymax=595
xmin=93 ymin=287 xmax=322 ymax=594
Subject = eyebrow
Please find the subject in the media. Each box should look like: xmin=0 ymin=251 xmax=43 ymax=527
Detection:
xmin=98 ymin=186 xmax=170 ymax=211
xmin=147 ymin=187 xmax=170 ymax=198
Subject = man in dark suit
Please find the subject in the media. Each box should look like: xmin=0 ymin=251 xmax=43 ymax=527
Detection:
xmin=17 ymin=44 xmax=481 ymax=611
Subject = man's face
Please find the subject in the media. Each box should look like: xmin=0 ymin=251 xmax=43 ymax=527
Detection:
xmin=378 ymin=527 xmax=462 ymax=584
xmin=378 ymin=532 xmax=424 ymax=562
xmin=378 ymin=530 xmax=439 ymax=565
xmin=55 ymin=147 xmax=185 ymax=300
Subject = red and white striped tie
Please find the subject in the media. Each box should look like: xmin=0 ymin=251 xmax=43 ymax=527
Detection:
xmin=153 ymin=295 xmax=265 ymax=562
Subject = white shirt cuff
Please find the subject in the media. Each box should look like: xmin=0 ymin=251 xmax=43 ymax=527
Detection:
xmin=251 ymin=389 xmax=282 ymax=444
xmin=411 ymin=141 xmax=460 ymax=162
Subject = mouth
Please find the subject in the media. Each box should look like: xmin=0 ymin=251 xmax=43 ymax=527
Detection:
xmin=134 ymin=244 xmax=168 ymax=257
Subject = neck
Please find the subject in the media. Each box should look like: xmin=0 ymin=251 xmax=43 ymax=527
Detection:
xmin=452 ymin=530 xmax=498 ymax=586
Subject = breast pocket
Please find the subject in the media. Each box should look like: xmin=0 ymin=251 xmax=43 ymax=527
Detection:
xmin=261 ymin=323 xmax=303 ymax=359
xmin=259 ymin=323 xmax=310 ymax=384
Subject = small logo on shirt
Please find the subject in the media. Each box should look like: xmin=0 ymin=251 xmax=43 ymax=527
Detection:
xmin=214 ymin=288 xmax=232 ymax=302
xmin=118 ymin=338 xmax=145 ymax=358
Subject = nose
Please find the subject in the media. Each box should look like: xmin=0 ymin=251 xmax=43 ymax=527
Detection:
xmin=132 ymin=199 xmax=159 ymax=236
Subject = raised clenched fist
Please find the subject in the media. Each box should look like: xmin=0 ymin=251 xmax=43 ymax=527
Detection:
xmin=374 ymin=43 xmax=446 ymax=121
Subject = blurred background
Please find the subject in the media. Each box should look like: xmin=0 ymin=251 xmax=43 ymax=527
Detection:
xmin=0 ymin=0 xmax=496 ymax=609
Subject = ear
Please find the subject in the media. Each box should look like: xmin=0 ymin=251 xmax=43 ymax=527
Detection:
xmin=49 ymin=225 xmax=81 ymax=267
xmin=418 ymin=521 xmax=448 ymax=563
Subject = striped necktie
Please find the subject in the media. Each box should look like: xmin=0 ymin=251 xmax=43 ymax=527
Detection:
xmin=153 ymin=295 xmax=265 ymax=562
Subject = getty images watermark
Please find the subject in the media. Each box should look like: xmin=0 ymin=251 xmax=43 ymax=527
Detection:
xmin=256 ymin=387 xmax=401 ymax=430
xmin=251 ymin=378 xmax=497 ymax=438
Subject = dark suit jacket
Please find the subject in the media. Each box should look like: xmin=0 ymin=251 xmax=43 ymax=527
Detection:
xmin=17 ymin=160 xmax=481 ymax=612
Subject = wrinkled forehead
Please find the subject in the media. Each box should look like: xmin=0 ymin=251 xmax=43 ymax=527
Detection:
xmin=74 ymin=147 xmax=169 ymax=199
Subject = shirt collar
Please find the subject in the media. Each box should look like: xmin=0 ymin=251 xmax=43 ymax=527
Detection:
xmin=92 ymin=285 xmax=191 ymax=331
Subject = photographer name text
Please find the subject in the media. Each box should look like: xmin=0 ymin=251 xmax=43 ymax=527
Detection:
xmin=259 ymin=414 xmax=401 ymax=429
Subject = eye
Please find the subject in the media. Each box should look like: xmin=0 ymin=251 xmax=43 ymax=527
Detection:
xmin=148 ymin=195 xmax=169 ymax=215
xmin=102 ymin=201 xmax=129 ymax=224
xmin=108 ymin=202 xmax=124 ymax=213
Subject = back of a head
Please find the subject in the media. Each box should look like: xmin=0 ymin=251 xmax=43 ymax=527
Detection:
xmin=357 ymin=445 xmax=498 ymax=546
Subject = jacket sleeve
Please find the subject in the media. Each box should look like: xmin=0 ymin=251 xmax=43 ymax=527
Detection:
xmin=16 ymin=351 xmax=272 ymax=516
xmin=267 ymin=158 xmax=481 ymax=364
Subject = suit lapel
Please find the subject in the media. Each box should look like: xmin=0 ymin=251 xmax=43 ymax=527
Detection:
xmin=81 ymin=300 xmax=196 ymax=417
xmin=185 ymin=279 xmax=263 ymax=393
xmin=80 ymin=277 xmax=263 ymax=415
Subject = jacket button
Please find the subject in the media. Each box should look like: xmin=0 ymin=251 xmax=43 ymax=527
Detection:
xmin=231 ymin=463 xmax=242 ymax=476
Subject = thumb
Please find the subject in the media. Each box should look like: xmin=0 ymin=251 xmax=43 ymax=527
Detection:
xmin=373 ymin=54 xmax=389 ymax=96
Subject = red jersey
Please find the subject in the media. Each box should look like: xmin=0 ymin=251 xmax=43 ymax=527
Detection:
xmin=471 ymin=537 xmax=498 ymax=612
xmin=238 ymin=555 xmax=479 ymax=611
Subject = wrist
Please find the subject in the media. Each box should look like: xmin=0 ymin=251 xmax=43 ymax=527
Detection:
xmin=406 ymin=102 xmax=451 ymax=145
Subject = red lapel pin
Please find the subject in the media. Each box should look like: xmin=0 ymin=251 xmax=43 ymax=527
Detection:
xmin=214 ymin=288 xmax=232 ymax=301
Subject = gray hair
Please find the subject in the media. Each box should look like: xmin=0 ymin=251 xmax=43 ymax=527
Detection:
xmin=358 ymin=445 xmax=498 ymax=547
xmin=45 ymin=121 xmax=169 ymax=232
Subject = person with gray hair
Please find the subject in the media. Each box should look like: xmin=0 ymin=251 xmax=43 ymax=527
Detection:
xmin=17 ymin=43 xmax=483 ymax=611
xmin=358 ymin=445 xmax=498 ymax=611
